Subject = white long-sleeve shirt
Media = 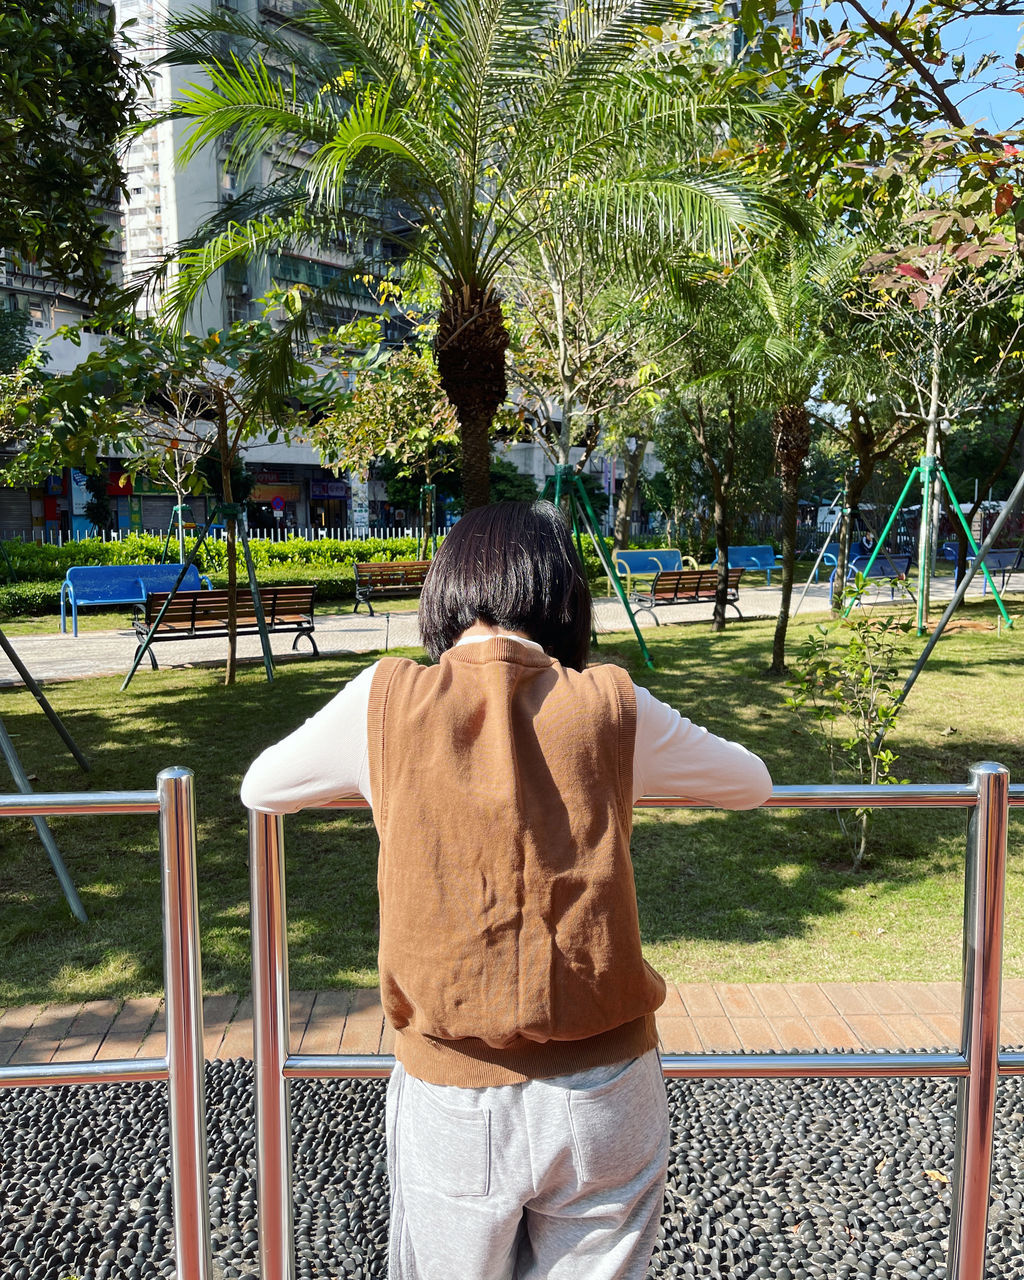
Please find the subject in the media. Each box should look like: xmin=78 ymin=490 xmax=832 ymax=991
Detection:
xmin=241 ymin=636 xmax=772 ymax=814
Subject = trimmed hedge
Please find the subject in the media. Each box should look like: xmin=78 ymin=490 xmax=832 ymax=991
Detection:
xmin=0 ymin=530 xmax=661 ymax=620
xmin=0 ymin=580 xmax=64 ymax=619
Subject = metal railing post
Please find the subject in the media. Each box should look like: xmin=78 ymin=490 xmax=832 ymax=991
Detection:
xmin=948 ymin=761 xmax=1009 ymax=1280
xmin=157 ymin=766 xmax=214 ymax=1280
xmin=250 ymin=809 xmax=296 ymax=1280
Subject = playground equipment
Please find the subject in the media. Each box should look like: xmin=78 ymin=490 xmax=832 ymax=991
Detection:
xmin=875 ymin=462 xmax=1024 ymax=749
xmin=861 ymin=455 xmax=1012 ymax=635
xmin=542 ymin=465 xmax=653 ymax=669
xmin=0 ymin=627 xmax=90 ymax=921
xmin=123 ymin=502 xmax=275 ymax=691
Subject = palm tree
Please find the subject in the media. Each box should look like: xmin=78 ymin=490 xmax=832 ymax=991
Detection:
xmin=731 ymin=235 xmax=857 ymax=674
xmin=155 ymin=0 xmax=796 ymax=507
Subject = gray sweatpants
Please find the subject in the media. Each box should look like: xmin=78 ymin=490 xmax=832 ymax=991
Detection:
xmin=386 ymin=1049 xmax=669 ymax=1280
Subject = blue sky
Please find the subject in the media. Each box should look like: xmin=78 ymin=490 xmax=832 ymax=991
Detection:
xmin=810 ymin=6 xmax=1023 ymax=135
xmin=951 ymin=14 xmax=1022 ymax=132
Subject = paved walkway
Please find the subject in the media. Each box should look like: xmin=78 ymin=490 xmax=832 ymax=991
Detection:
xmin=4 ymin=981 xmax=1024 ymax=1066
xmin=0 ymin=574 xmax=1000 ymax=687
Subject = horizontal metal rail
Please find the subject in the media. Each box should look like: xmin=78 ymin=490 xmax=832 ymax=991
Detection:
xmin=0 ymin=770 xmax=214 ymax=1280
xmin=249 ymin=767 xmax=1020 ymax=1280
xmin=0 ymin=790 xmax=160 ymax=817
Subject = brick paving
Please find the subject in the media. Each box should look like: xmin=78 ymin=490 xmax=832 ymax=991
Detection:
xmin=3 ymin=980 xmax=1023 ymax=1066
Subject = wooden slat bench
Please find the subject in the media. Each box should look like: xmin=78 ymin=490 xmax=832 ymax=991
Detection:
xmin=132 ymin=585 xmax=318 ymax=670
xmin=353 ymin=560 xmax=431 ymax=615
xmin=632 ymin=567 xmax=744 ymax=624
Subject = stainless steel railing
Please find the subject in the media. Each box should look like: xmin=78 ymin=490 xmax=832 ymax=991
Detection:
xmin=0 ymin=768 xmax=214 ymax=1280
xmin=248 ymin=763 xmax=1022 ymax=1280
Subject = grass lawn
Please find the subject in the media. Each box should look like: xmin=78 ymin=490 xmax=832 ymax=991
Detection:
xmin=0 ymin=599 xmax=1022 ymax=1006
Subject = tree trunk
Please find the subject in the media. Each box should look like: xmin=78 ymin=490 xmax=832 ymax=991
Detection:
xmin=612 ymin=440 xmax=647 ymax=550
xmin=712 ymin=491 xmax=730 ymax=634
xmin=917 ymin=316 xmax=943 ymax=626
xmin=770 ymin=402 xmax=811 ymax=676
xmin=435 ymin=281 xmax=510 ymax=510
xmin=216 ymin=398 xmax=237 ymax=686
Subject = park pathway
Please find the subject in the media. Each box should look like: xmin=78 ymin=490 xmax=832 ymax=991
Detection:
xmin=0 ymin=573 xmax=999 ymax=688
xmin=4 ymin=980 xmax=1024 ymax=1067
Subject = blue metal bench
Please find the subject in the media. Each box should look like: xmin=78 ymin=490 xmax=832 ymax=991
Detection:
xmin=60 ymin=564 xmax=212 ymax=636
xmin=611 ymin=548 xmax=692 ymax=593
xmin=711 ymin=544 xmax=778 ymax=585
xmin=830 ymin=552 xmax=915 ymax=601
xmin=821 ymin=540 xmax=879 ymax=573
xmin=967 ymin=547 xmax=1023 ymax=594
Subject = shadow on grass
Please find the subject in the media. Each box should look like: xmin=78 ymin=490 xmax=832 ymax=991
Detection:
xmin=0 ymin=610 xmax=1020 ymax=1001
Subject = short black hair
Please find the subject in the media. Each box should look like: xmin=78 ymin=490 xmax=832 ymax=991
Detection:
xmin=419 ymin=500 xmax=592 ymax=670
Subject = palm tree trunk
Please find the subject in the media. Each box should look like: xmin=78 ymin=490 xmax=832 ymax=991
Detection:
xmin=435 ymin=282 xmax=509 ymax=510
xmin=770 ymin=402 xmax=811 ymax=676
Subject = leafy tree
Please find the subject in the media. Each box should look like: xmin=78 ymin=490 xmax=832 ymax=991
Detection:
xmin=726 ymin=0 xmax=1022 ymax=228
xmin=84 ymin=467 xmax=114 ymax=535
xmin=313 ymin=345 xmax=458 ymax=488
xmin=787 ymin=586 xmax=912 ymax=871
xmin=488 ymin=457 xmax=540 ymax=506
xmin=155 ymin=0 xmax=796 ymax=508
xmin=12 ymin=305 xmax=364 ymax=682
xmin=0 ymin=311 xmax=32 ymax=373
xmin=730 ymin=235 xmax=858 ymax=671
xmin=0 ymin=0 xmax=142 ymax=298
xmin=855 ymin=204 xmax=1024 ymax=618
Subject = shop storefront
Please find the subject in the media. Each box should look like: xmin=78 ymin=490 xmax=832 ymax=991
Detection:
xmin=309 ymin=478 xmax=348 ymax=529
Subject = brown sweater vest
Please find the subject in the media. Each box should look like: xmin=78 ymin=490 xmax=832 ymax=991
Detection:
xmin=366 ymin=638 xmax=666 ymax=1086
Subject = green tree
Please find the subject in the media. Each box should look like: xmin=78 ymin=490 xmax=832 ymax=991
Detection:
xmin=855 ymin=204 xmax=1024 ymax=620
xmin=730 ymin=234 xmax=859 ymax=672
xmin=155 ymin=0 xmax=795 ymax=508
xmin=13 ymin=306 xmax=365 ymax=682
xmin=0 ymin=0 xmax=142 ymax=298
xmin=314 ymin=346 xmax=458 ymax=488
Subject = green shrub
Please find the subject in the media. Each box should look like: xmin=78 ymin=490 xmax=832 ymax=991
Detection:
xmin=0 ymin=534 xmax=431 ymax=616
xmin=0 ymin=580 xmax=64 ymax=619
xmin=0 ymin=530 xmax=633 ymax=618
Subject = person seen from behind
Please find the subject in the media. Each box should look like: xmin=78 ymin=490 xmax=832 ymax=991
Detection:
xmin=241 ymin=500 xmax=772 ymax=1279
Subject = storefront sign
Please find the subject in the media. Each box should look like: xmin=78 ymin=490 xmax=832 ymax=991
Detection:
xmin=250 ymin=483 xmax=301 ymax=502
xmin=350 ymin=472 xmax=369 ymax=526
xmin=310 ymin=481 xmax=347 ymax=499
xmin=70 ymin=469 xmax=88 ymax=516
xmin=129 ymin=496 xmax=143 ymax=531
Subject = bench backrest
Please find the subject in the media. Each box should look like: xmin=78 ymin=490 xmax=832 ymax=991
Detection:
xmin=354 ymin=560 xmax=431 ymax=586
xmin=849 ymin=553 xmax=912 ymax=577
xmin=613 ymin=549 xmax=683 ymax=576
xmin=712 ymin=545 xmax=777 ymax=569
xmin=144 ymin=585 xmax=315 ymax=627
xmin=968 ymin=548 xmax=1022 ymax=570
xmin=65 ymin=563 xmax=206 ymax=604
xmin=647 ymin=567 xmax=743 ymax=600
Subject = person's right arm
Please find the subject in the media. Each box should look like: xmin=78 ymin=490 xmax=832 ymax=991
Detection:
xmin=240 ymin=662 xmax=376 ymax=813
xmin=632 ymin=684 xmax=772 ymax=809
